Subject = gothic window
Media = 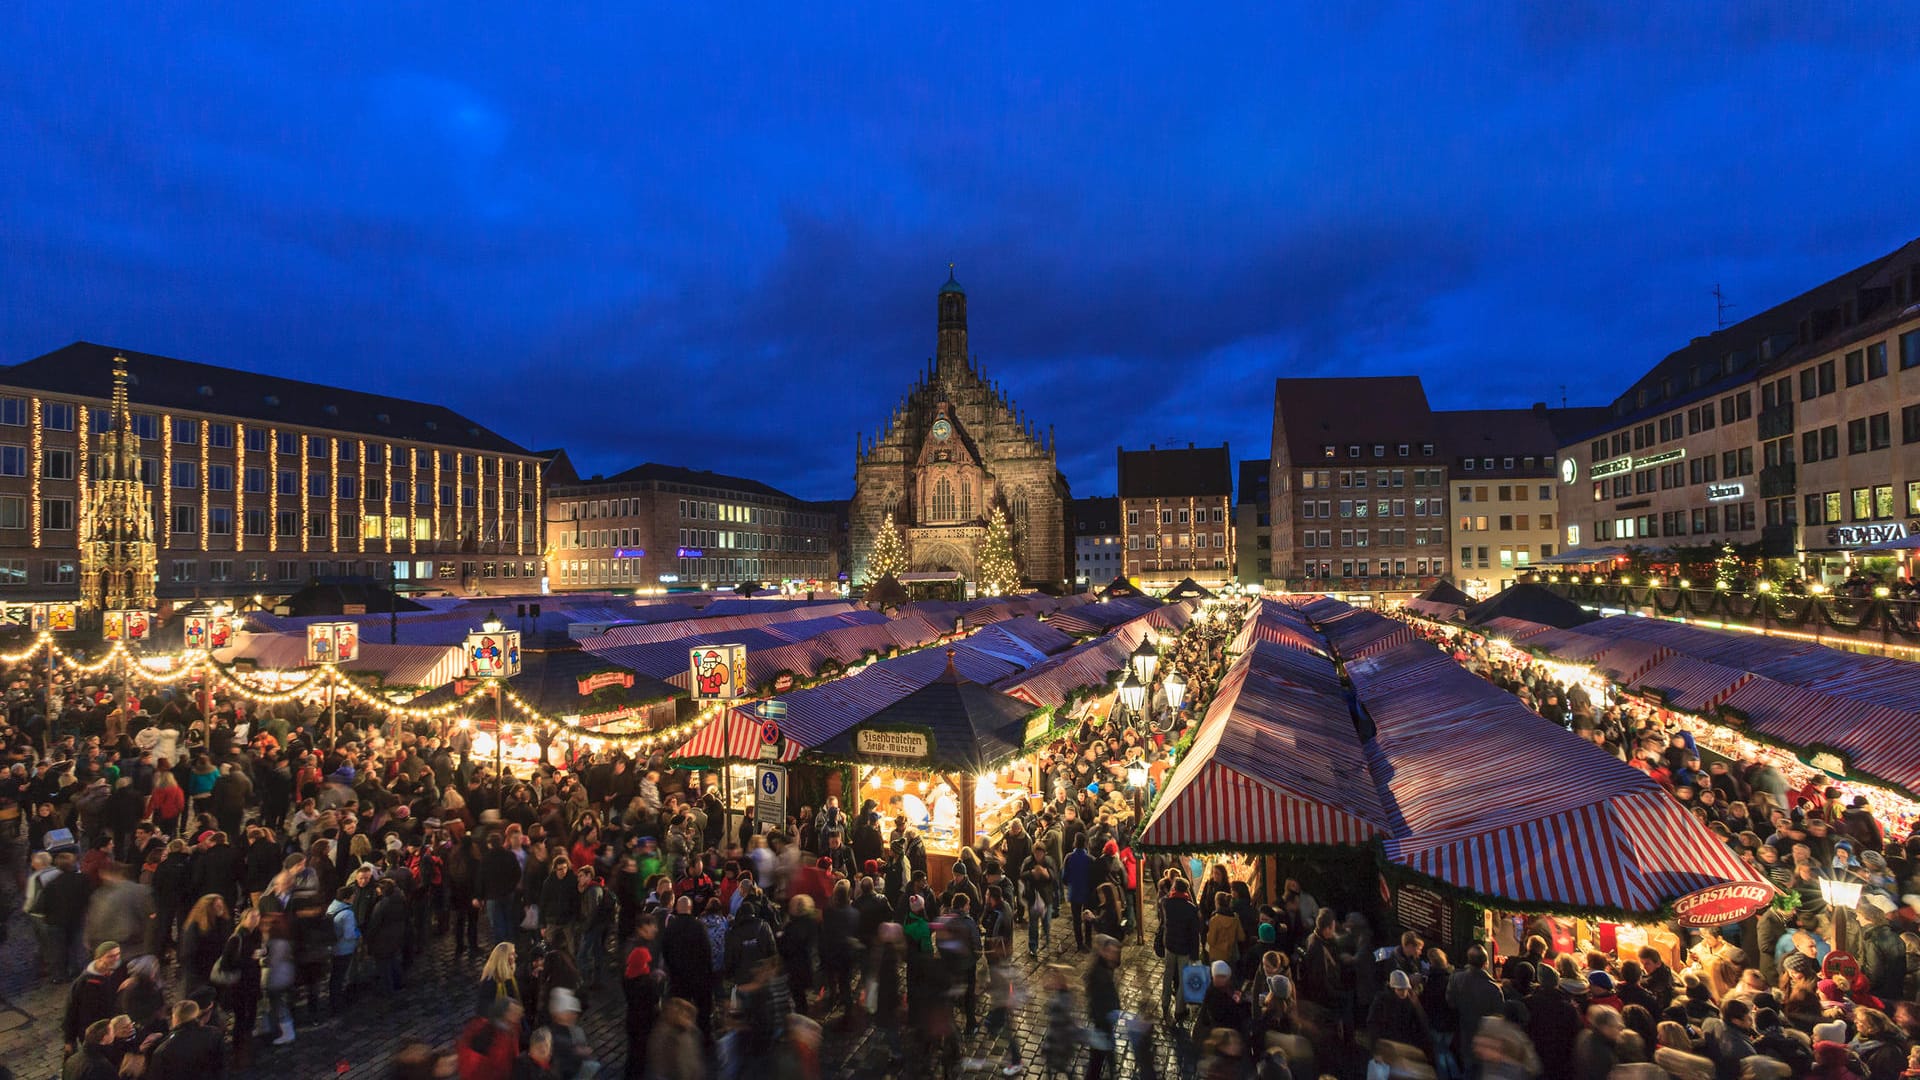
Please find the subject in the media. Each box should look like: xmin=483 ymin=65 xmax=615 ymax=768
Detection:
xmin=1010 ymin=492 xmax=1029 ymax=529
xmin=961 ymin=476 xmax=973 ymax=518
xmin=932 ymin=478 xmax=955 ymax=521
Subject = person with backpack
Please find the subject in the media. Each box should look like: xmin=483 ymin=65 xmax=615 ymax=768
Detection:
xmin=325 ymin=885 xmax=360 ymax=1013
xmin=575 ymin=864 xmax=614 ymax=985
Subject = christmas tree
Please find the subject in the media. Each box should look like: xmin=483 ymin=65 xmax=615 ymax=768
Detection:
xmin=866 ymin=512 xmax=908 ymax=583
xmin=979 ymin=505 xmax=1023 ymax=597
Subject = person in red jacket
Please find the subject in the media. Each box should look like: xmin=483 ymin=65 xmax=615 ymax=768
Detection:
xmin=456 ymin=997 xmax=523 ymax=1080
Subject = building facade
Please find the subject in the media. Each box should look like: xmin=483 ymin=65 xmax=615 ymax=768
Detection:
xmin=1556 ymin=238 xmax=1920 ymax=577
xmin=0 ymin=343 xmax=545 ymax=606
xmin=1070 ymin=496 xmax=1121 ymax=590
xmin=1437 ymin=406 xmax=1605 ymax=596
xmin=1117 ymin=443 xmax=1234 ymax=590
xmin=546 ymin=464 xmax=837 ymax=593
xmin=849 ymin=273 xmax=1072 ymax=589
xmin=1268 ymin=377 xmax=1451 ymax=598
xmin=1235 ymin=458 xmax=1270 ymax=587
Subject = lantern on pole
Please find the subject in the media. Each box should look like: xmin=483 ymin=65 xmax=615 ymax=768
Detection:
xmin=1130 ymin=635 xmax=1158 ymax=683
xmin=1163 ymin=670 xmax=1187 ymax=712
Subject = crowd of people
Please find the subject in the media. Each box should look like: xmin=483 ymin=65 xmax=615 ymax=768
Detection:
xmin=0 ymin=604 xmax=1253 ymax=1080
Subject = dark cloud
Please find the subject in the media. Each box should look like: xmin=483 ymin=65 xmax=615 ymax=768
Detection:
xmin=3 ymin=7 xmax=1918 ymax=501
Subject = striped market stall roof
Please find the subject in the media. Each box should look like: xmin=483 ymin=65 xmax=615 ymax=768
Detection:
xmin=1401 ymin=598 xmax=1466 ymax=621
xmin=1629 ymin=656 xmax=1754 ymax=713
xmin=1473 ymin=614 xmax=1920 ymax=796
xmin=1476 ymin=616 xmax=1554 ymax=641
xmin=1143 ymin=597 xmax=1770 ymax=913
xmin=1139 ymin=639 xmax=1389 ymax=850
xmin=219 ymin=634 xmax=467 ymax=688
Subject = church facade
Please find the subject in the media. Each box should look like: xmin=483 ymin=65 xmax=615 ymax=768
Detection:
xmin=849 ymin=272 xmax=1072 ymax=590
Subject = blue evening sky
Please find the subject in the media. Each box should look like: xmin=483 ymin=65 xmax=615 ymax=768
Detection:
xmin=4 ymin=5 xmax=1917 ymax=499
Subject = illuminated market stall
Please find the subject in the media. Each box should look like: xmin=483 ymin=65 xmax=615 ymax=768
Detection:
xmin=1141 ymin=597 xmax=1774 ymax=960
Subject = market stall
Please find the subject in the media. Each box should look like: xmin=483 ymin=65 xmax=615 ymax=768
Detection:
xmin=806 ymin=650 xmax=1048 ymax=886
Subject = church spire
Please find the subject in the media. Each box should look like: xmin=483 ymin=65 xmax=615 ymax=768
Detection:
xmin=936 ymin=264 xmax=967 ymax=374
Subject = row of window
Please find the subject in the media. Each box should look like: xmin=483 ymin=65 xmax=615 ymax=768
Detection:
xmin=553 ymin=556 xmax=826 ymax=583
xmin=1457 ymin=484 xmax=1554 ymax=504
xmin=1460 ymin=455 xmax=1548 ymax=472
xmin=1125 ymin=507 xmax=1227 ymax=525
xmin=1456 ymin=513 xmax=1555 ymax=533
xmin=1300 ymin=498 xmax=1446 ymax=520
xmin=1126 ymin=532 xmax=1228 ymax=550
xmin=1301 ymin=468 xmax=1444 ymax=490
xmin=1458 ymin=546 xmax=1553 ymax=570
xmin=1320 ymin=443 xmax=1435 ymax=460
xmin=0 ymin=446 xmax=534 ymax=508
xmin=1299 ymin=557 xmax=1446 ymax=579
xmin=0 ymin=556 xmax=541 ymax=587
xmin=1595 ymin=390 xmax=1757 ymax=461
xmin=1802 ymin=485 xmax=1912 ymax=525
xmin=1300 ymin=527 xmax=1446 ymax=549
xmin=1594 ymin=503 xmax=1759 ymax=541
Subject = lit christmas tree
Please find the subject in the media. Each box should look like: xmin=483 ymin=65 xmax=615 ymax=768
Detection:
xmin=979 ymin=505 xmax=1023 ymax=596
xmin=866 ymin=512 xmax=908 ymax=583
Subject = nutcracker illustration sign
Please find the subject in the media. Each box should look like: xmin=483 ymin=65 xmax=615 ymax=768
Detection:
xmin=185 ymin=612 xmax=235 ymax=651
xmin=466 ymin=629 xmax=522 ymax=679
xmin=306 ymin=621 xmax=360 ymax=664
xmin=690 ymin=644 xmax=747 ymax=700
xmin=29 ymin=603 xmax=76 ymax=633
xmin=103 ymin=610 xmax=152 ymax=641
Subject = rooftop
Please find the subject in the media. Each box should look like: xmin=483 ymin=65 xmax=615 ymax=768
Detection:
xmin=5 ymin=342 xmax=532 ymax=455
xmin=557 ymin=461 xmax=803 ymax=503
xmin=1117 ymin=443 xmax=1232 ymax=499
xmin=1272 ymin=376 xmax=1435 ymax=463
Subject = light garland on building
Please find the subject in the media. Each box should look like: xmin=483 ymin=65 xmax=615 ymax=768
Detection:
xmin=411 ymin=448 xmax=421 ymax=558
xmin=328 ymin=436 xmax=338 ymax=559
xmin=300 ymin=433 xmax=310 ymax=553
xmin=382 ymin=441 xmax=392 ymax=557
xmin=30 ymin=397 xmax=43 ymax=549
xmin=75 ymin=405 xmax=88 ymax=557
xmin=267 ymin=427 xmax=278 ymax=553
xmin=199 ymin=420 xmax=209 ymax=551
xmin=494 ymin=455 xmax=504 ymax=555
xmin=234 ymin=423 xmax=245 ymax=556
xmin=161 ymin=414 xmax=172 ymax=555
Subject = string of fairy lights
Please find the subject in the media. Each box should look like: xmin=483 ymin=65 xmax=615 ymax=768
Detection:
xmin=0 ymin=631 xmax=721 ymax=752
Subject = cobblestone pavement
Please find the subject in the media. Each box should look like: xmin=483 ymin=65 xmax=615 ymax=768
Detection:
xmin=0 ymin=897 xmax=1186 ymax=1079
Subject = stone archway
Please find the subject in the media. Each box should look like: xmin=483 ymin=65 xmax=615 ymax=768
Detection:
xmin=913 ymin=539 xmax=975 ymax=579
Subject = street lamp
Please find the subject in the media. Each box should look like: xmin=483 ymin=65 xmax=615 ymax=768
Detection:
xmin=1117 ymin=669 xmax=1146 ymax=719
xmin=1130 ymin=636 xmax=1159 ymax=684
xmin=1126 ymin=759 xmax=1148 ymax=789
xmin=482 ymin=610 xmax=503 ymax=634
xmin=1820 ymin=875 xmax=1864 ymax=951
xmin=1163 ymin=670 xmax=1187 ymax=712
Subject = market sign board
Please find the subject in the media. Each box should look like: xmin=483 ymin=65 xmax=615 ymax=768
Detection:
xmin=183 ymin=612 xmax=235 ymax=651
xmin=854 ymin=728 xmax=930 ymax=758
xmin=690 ymin=644 xmax=747 ymax=700
xmin=31 ymin=602 xmax=78 ymax=633
xmin=1671 ymin=882 xmax=1773 ymax=928
xmin=1828 ymin=521 xmax=1911 ymax=547
xmin=576 ymin=669 xmax=635 ymax=695
xmin=306 ymin=621 xmax=360 ymax=664
xmin=466 ymin=629 xmax=522 ymax=679
xmin=103 ymin=610 xmax=152 ymax=641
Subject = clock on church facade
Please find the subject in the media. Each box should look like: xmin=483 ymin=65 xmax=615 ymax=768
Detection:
xmin=849 ymin=271 xmax=1072 ymax=590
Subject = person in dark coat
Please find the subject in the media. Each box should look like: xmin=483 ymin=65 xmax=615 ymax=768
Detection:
xmin=659 ymin=897 xmax=714 ymax=1034
xmin=362 ymin=878 xmax=408 ymax=990
xmin=187 ymin=832 xmax=240 ymax=909
xmin=1857 ymin=904 xmax=1908 ymax=1005
xmin=1523 ymin=968 xmax=1584 ymax=1078
xmin=1084 ymin=936 xmax=1123 ymax=1080
xmin=1365 ymin=969 xmax=1433 ymax=1061
xmin=1158 ymin=879 xmax=1204 ymax=1021
xmin=145 ymin=999 xmax=229 ymax=1080
xmin=62 ymin=942 xmax=125 ymax=1054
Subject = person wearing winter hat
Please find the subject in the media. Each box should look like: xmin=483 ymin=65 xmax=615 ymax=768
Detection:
xmin=1194 ymin=959 xmax=1248 ymax=1046
xmin=540 ymin=986 xmax=596 ymax=1078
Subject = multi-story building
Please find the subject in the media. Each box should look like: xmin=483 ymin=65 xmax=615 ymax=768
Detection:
xmin=1268 ymin=377 xmax=1450 ymax=598
xmin=0 ymin=343 xmax=545 ymax=606
xmin=1556 ymin=237 xmax=1920 ymax=578
xmin=546 ymin=464 xmax=837 ymax=593
xmin=1434 ymin=406 xmax=1605 ymax=596
xmin=1069 ymin=496 xmax=1121 ymax=590
xmin=1117 ymin=443 xmax=1234 ymax=590
xmin=1235 ymin=459 xmax=1271 ymax=587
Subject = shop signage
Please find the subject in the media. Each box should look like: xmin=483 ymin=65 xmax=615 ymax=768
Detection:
xmin=1671 ymin=882 xmax=1773 ymax=927
xmin=577 ymin=670 xmax=635 ymax=695
xmin=1707 ymin=483 xmax=1745 ymax=502
xmin=614 ymin=548 xmax=646 ymax=559
xmin=772 ymin=672 xmax=795 ymax=693
xmin=854 ymin=728 xmax=930 ymax=758
xmin=690 ymin=644 xmax=747 ymax=699
xmin=675 ymin=547 xmax=704 ymax=558
xmin=658 ymin=574 xmax=680 ymax=583
xmin=1025 ymin=711 xmax=1052 ymax=744
xmin=1590 ymin=457 xmax=1631 ymax=480
xmin=183 ymin=612 xmax=235 ymax=650
xmin=1591 ymin=448 xmax=1687 ymax=480
xmin=1828 ymin=521 xmax=1913 ymax=547
xmin=1635 ymin=449 xmax=1685 ymax=469
xmin=1393 ymin=882 xmax=1455 ymax=945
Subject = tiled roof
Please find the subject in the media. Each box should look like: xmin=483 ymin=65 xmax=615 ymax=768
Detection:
xmin=558 ymin=461 xmax=801 ymax=502
xmin=1071 ymin=496 xmax=1120 ymax=536
xmin=1117 ymin=444 xmax=1232 ymax=498
xmin=1272 ymin=376 xmax=1435 ymax=464
xmin=4 ymin=342 xmax=532 ymax=455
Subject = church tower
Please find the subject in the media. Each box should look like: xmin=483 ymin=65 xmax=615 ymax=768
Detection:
xmin=936 ymin=265 xmax=968 ymax=373
xmin=849 ymin=269 xmax=1073 ymax=591
xmin=79 ymin=355 xmax=157 ymax=612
